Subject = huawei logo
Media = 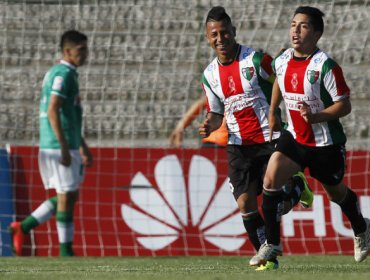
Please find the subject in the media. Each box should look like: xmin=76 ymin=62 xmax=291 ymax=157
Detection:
xmin=121 ymin=155 xmax=246 ymax=252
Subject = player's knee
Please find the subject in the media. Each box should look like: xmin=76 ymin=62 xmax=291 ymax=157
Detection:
xmin=263 ymin=176 xmax=274 ymax=191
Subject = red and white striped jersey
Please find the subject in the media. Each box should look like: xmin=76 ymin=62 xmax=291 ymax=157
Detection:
xmin=273 ymin=48 xmax=350 ymax=147
xmin=202 ymin=45 xmax=280 ymax=145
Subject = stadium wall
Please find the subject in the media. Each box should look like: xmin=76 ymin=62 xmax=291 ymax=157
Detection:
xmin=5 ymin=146 xmax=370 ymax=256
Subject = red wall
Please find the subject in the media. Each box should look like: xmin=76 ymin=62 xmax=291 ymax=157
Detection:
xmin=10 ymin=146 xmax=370 ymax=256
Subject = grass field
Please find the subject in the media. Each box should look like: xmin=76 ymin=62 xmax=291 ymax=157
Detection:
xmin=1 ymin=255 xmax=369 ymax=280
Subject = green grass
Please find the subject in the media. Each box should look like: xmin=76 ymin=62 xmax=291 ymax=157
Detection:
xmin=0 ymin=256 xmax=369 ymax=280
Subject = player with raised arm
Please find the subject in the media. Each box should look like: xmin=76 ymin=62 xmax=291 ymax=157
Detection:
xmin=169 ymin=95 xmax=228 ymax=148
xmin=254 ymin=6 xmax=370 ymax=265
xmin=198 ymin=6 xmax=314 ymax=271
xmin=9 ymin=30 xmax=92 ymax=257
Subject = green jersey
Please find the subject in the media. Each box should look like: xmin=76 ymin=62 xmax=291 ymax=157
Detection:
xmin=39 ymin=61 xmax=82 ymax=149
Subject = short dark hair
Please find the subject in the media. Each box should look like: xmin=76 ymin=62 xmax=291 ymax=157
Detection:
xmin=60 ymin=30 xmax=87 ymax=50
xmin=294 ymin=6 xmax=325 ymax=34
xmin=205 ymin=6 xmax=232 ymax=25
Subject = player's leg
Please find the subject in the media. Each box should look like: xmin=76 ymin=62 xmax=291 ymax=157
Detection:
xmin=9 ymin=196 xmax=57 ymax=256
xmin=9 ymin=150 xmax=60 ymax=256
xmin=324 ymin=181 xmax=369 ymax=262
xmin=256 ymin=151 xmax=301 ymax=263
xmin=56 ymin=190 xmax=78 ymax=256
xmin=282 ymin=171 xmax=313 ymax=214
xmin=54 ymin=149 xmax=83 ymax=256
xmin=227 ymin=145 xmax=267 ymax=266
xmin=310 ymin=144 xmax=369 ymax=262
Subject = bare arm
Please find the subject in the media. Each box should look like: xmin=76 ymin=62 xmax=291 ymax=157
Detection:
xmin=199 ymin=112 xmax=223 ymax=138
xmin=47 ymin=95 xmax=71 ymax=166
xmin=80 ymin=137 xmax=93 ymax=167
xmin=169 ymin=96 xmax=206 ymax=147
xmin=298 ymin=98 xmax=351 ymax=124
xmin=268 ymin=79 xmax=283 ymax=141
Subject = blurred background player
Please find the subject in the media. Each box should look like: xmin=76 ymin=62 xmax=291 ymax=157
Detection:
xmin=198 ymin=6 xmax=313 ymax=271
xmin=255 ymin=6 xmax=370 ymax=265
xmin=169 ymin=95 xmax=228 ymax=148
xmin=9 ymin=30 xmax=93 ymax=257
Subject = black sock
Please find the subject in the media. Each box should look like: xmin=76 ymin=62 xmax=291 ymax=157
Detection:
xmin=262 ymin=190 xmax=284 ymax=245
xmin=283 ymin=176 xmax=303 ymax=209
xmin=338 ymin=188 xmax=366 ymax=236
xmin=242 ymin=211 xmax=265 ymax=251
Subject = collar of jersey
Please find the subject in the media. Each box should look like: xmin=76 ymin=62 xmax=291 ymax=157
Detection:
xmin=60 ymin=60 xmax=77 ymax=70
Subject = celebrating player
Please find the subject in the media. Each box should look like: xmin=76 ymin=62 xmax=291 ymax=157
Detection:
xmin=253 ymin=6 xmax=370 ymax=265
xmin=198 ymin=6 xmax=314 ymax=270
xmin=9 ymin=30 xmax=92 ymax=257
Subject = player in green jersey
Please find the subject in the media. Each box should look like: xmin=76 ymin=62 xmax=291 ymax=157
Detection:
xmin=10 ymin=30 xmax=92 ymax=257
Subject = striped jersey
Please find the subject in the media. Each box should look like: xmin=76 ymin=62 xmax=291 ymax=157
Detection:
xmin=39 ymin=60 xmax=82 ymax=149
xmin=273 ymin=48 xmax=350 ymax=147
xmin=202 ymin=45 xmax=280 ymax=145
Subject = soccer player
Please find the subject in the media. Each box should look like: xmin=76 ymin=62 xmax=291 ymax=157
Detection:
xmin=169 ymin=95 xmax=228 ymax=148
xmin=9 ymin=30 xmax=92 ymax=257
xmin=254 ymin=6 xmax=370 ymax=265
xmin=198 ymin=6 xmax=314 ymax=270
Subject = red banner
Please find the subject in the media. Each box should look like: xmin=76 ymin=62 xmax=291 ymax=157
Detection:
xmin=10 ymin=146 xmax=370 ymax=256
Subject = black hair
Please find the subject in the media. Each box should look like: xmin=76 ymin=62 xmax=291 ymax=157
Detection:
xmin=205 ymin=6 xmax=232 ymax=25
xmin=294 ymin=6 xmax=325 ymax=34
xmin=60 ymin=30 xmax=87 ymax=50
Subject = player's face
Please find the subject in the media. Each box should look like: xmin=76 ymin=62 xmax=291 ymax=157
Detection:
xmin=64 ymin=41 xmax=88 ymax=67
xmin=290 ymin=13 xmax=321 ymax=55
xmin=206 ymin=20 xmax=236 ymax=59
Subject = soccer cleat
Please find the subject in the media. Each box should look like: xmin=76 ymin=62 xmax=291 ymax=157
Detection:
xmin=249 ymin=254 xmax=260 ymax=266
xmin=254 ymin=241 xmax=282 ymax=266
xmin=354 ymin=217 xmax=370 ymax=262
xmin=9 ymin=221 xmax=25 ymax=256
xmin=295 ymin=171 xmax=314 ymax=208
xmin=255 ymin=260 xmax=279 ymax=271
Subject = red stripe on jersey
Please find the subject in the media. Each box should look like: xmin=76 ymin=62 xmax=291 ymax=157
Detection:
xmin=289 ymin=110 xmax=316 ymax=146
xmin=233 ymin=107 xmax=265 ymax=144
xmin=331 ymin=64 xmax=350 ymax=96
xmin=219 ymin=61 xmax=244 ymax=98
xmin=261 ymin=54 xmax=274 ymax=76
xmin=284 ymin=59 xmax=310 ymax=94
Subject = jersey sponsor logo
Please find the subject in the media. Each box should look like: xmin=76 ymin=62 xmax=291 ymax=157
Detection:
xmin=207 ymin=64 xmax=214 ymax=72
xmin=291 ymin=73 xmax=298 ymax=91
xmin=241 ymin=67 xmax=254 ymax=81
xmin=307 ymin=70 xmax=319 ymax=84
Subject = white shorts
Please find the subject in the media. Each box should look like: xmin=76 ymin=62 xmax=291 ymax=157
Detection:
xmin=38 ymin=149 xmax=84 ymax=193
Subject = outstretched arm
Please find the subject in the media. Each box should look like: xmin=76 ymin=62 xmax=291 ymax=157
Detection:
xmin=169 ymin=96 xmax=206 ymax=147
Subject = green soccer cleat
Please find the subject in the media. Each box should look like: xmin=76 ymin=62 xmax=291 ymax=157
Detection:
xmin=255 ymin=260 xmax=279 ymax=271
xmin=295 ymin=171 xmax=314 ymax=208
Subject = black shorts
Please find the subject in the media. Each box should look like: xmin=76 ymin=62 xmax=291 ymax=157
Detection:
xmin=275 ymin=130 xmax=346 ymax=186
xmin=227 ymin=142 xmax=275 ymax=200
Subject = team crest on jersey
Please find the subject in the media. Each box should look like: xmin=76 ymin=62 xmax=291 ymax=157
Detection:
xmin=307 ymin=70 xmax=319 ymax=84
xmin=242 ymin=67 xmax=254 ymax=81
